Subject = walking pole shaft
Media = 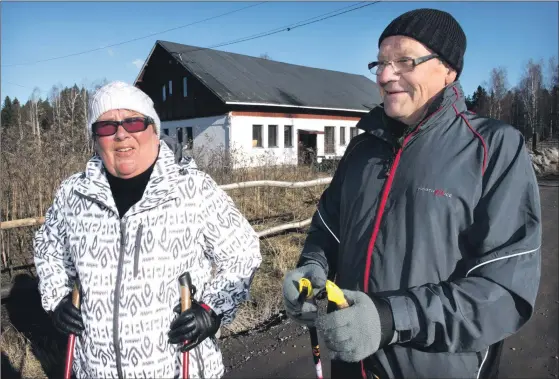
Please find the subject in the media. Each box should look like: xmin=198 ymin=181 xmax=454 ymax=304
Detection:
xmin=178 ymin=273 xmax=193 ymax=379
xmin=298 ymin=278 xmax=323 ymax=379
xmin=63 ymin=282 xmax=81 ymax=379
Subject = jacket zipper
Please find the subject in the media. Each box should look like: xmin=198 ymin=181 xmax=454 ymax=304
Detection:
xmin=113 ymin=219 xmax=126 ymax=379
xmin=362 ymin=106 xmax=443 ymax=293
xmin=133 ymin=223 xmax=144 ymax=278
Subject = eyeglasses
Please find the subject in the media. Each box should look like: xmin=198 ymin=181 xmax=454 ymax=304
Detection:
xmin=91 ymin=116 xmax=154 ymax=137
xmin=368 ymin=53 xmax=439 ymax=75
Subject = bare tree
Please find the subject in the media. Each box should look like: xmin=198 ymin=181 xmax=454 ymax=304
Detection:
xmin=64 ymin=86 xmax=80 ymax=152
xmin=49 ymin=84 xmax=62 ymax=134
xmin=259 ymin=53 xmax=272 ymax=60
xmin=488 ymin=67 xmax=508 ymax=120
xmin=28 ymin=87 xmax=42 ymax=148
xmin=519 ymin=59 xmax=544 ymax=136
xmin=548 ymin=56 xmax=558 ymax=138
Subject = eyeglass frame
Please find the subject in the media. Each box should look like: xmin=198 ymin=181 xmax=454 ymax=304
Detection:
xmin=368 ymin=53 xmax=440 ymax=75
xmin=91 ymin=116 xmax=155 ymax=137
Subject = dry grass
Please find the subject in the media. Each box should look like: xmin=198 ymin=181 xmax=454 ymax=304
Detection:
xmin=1 ymin=325 xmax=48 ymax=379
xmin=222 ymin=232 xmax=308 ymax=335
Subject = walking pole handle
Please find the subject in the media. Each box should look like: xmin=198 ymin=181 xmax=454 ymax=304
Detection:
xmin=325 ymin=280 xmax=350 ymax=309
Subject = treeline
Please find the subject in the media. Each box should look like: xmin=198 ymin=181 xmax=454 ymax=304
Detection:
xmin=464 ymin=57 xmax=558 ymax=141
xmin=1 ymin=80 xmax=108 ymax=222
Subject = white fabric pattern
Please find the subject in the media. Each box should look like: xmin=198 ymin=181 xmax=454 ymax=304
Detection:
xmin=33 ymin=142 xmax=262 ymax=379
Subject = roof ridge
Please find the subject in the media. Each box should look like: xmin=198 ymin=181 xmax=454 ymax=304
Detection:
xmin=157 ymin=40 xmax=368 ymax=79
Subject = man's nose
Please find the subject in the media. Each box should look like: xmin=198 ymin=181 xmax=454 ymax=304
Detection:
xmin=376 ymin=64 xmax=399 ymax=86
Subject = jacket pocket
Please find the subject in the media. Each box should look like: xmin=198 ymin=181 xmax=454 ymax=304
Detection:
xmin=133 ymin=223 xmax=144 ymax=278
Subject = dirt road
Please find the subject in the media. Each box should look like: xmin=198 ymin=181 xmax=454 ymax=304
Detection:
xmin=222 ymin=182 xmax=559 ymax=379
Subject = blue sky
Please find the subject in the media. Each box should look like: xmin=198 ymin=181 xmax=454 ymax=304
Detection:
xmin=1 ymin=1 xmax=558 ymax=104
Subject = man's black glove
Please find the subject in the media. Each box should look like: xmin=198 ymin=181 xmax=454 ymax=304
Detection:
xmin=50 ymin=292 xmax=85 ymax=336
xmin=168 ymin=299 xmax=222 ymax=352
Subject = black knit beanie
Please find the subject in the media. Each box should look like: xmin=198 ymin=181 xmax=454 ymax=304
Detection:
xmin=378 ymin=8 xmax=467 ymax=77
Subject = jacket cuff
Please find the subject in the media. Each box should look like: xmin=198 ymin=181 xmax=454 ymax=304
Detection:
xmin=385 ymin=295 xmax=421 ymax=343
xmin=369 ymin=295 xmax=396 ymax=348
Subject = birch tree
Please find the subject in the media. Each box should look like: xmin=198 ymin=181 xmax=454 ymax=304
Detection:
xmin=519 ymin=59 xmax=544 ymax=136
xmin=488 ymin=67 xmax=508 ymax=120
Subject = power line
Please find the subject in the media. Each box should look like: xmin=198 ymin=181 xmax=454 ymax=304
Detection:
xmin=1 ymin=2 xmax=267 ymax=68
xmin=176 ymin=2 xmax=380 ymax=55
xmin=3 ymin=81 xmax=36 ymax=90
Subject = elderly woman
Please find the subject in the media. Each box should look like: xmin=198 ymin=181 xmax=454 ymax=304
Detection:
xmin=33 ymin=81 xmax=262 ymax=379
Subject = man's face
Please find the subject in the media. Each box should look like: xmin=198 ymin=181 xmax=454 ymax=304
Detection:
xmin=376 ymin=35 xmax=456 ymax=125
xmin=94 ymin=109 xmax=160 ymax=179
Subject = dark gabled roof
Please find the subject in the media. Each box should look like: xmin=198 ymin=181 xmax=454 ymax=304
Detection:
xmin=149 ymin=40 xmax=381 ymax=113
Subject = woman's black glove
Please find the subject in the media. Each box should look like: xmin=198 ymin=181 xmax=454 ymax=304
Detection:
xmin=168 ymin=299 xmax=222 ymax=352
xmin=51 ymin=292 xmax=85 ymax=336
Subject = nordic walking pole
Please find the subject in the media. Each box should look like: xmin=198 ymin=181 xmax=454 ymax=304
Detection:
xmin=298 ymin=278 xmax=323 ymax=379
xmin=63 ymin=281 xmax=81 ymax=379
xmin=178 ymin=272 xmax=193 ymax=379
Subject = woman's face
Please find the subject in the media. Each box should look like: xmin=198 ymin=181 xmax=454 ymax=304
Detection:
xmin=94 ymin=109 xmax=159 ymax=179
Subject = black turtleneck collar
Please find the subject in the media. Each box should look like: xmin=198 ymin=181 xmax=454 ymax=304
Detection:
xmin=105 ymin=158 xmax=156 ymax=218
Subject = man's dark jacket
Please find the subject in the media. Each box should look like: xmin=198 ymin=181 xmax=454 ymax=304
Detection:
xmin=298 ymin=81 xmax=542 ymax=379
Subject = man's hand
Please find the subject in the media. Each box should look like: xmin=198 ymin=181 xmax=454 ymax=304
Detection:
xmin=316 ymin=289 xmax=394 ymax=362
xmin=282 ymin=263 xmax=327 ymax=326
xmin=168 ymin=299 xmax=221 ymax=352
xmin=51 ymin=292 xmax=85 ymax=336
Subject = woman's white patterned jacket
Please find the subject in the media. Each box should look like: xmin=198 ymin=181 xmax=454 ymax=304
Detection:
xmin=33 ymin=142 xmax=262 ymax=379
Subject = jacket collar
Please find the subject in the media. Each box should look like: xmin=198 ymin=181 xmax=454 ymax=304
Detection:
xmin=358 ymin=81 xmax=467 ymax=147
xmin=75 ymin=142 xmax=181 ymax=218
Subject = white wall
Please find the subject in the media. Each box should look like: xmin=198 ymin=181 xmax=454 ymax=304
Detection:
xmin=229 ymin=114 xmax=364 ymax=167
xmin=161 ymin=115 xmax=230 ymax=167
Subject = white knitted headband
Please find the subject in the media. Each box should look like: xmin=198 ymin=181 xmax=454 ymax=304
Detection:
xmin=87 ymin=80 xmax=161 ymax=138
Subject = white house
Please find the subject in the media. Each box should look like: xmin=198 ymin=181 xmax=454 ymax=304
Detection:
xmin=134 ymin=40 xmax=382 ymax=168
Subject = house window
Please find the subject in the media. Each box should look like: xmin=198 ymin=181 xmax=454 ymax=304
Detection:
xmin=268 ymin=125 xmax=278 ymax=147
xmin=340 ymin=126 xmax=346 ymax=145
xmin=185 ymin=127 xmax=193 ymax=149
xmin=252 ymin=125 xmax=262 ymax=147
xmin=169 ymin=80 xmax=173 ymax=95
xmin=350 ymin=127 xmax=359 ymax=139
xmin=163 ymin=128 xmax=169 ymax=136
xmin=176 ymin=127 xmax=193 ymax=149
xmin=284 ymin=125 xmax=293 ymax=147
xmin=162 ymin=85 xmax=166 ymax=101
xmin=325 ymin=126 xmax=335 ymax=154
xmin=177 ymin=127 xmax=183 ymax=144
xmin=183 ymin=77 xmax=188 ymax=97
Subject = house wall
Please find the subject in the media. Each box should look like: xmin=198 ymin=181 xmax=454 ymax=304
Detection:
xmin=136 ymin=44 xmax=227 ymax=121
xmin=160 ymin=115 xmax=230 ymax=167
xmin=229 ymin=112 xmax=364 ymax=167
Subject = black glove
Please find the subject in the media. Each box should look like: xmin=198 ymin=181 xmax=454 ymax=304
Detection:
xmin=168 ymin=299 xmax=221 ymax=352
xmin=50 ymin=292 xmax=85 ymax=336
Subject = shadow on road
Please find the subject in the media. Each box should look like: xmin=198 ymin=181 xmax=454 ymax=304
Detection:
xmin=2 ymin=273 xmax=67 ymax=379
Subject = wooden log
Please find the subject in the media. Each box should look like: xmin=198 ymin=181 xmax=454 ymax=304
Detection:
xmin=257 ymin=217 xmax=312 ymax=238
xmin=219 ymin=177 xmax=332 ymax=190
xmin=0 ymin=216 xmax=45 ymax=230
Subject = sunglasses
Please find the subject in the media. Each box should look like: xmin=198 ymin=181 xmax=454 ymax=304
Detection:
xmin=91 ymin=116 xmax=154 ymax=137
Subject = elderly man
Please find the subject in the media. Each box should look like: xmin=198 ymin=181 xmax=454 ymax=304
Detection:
xmin=33 ymin=81 xmax=262 ymax=379
xmin=283 ymin=8 xmax=541 ymax=379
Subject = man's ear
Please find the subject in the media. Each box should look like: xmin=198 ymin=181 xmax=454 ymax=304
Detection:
xmin=445 ymin=68 xmax=457 ymax=85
